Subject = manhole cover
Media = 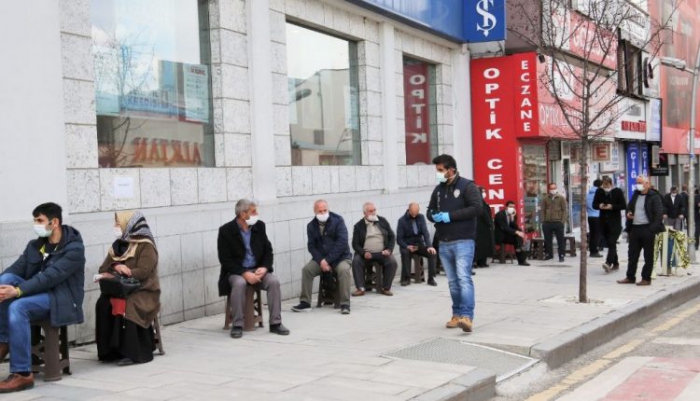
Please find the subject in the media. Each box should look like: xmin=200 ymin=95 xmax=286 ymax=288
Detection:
xmin=383 ymin=338 xmax=537 ymax=381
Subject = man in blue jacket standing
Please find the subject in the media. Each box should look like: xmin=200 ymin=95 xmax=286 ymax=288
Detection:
xmin=428 ymin=155 xmax=482 ymax=333
xmin=292 ymin=200 xmax=353 ymax=315
xmin=0 ymin=203 xmax=85 ymax=393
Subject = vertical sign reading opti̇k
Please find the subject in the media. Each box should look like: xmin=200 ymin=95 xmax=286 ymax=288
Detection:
xmin=404 ymin=62 xmax=432 ymax=164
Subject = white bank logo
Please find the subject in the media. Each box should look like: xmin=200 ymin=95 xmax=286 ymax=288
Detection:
xmin=476 ymin=0 xmax=498 ymax=37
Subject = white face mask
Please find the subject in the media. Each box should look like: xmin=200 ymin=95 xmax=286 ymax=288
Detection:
xmin=366 ymin=214 xmax=379 ymax=222
xmin=549 ymin=190 xmax=557 ymax=195
xmin=507 ymin=207 xmax=516 ymax=215
xmin=245 ymin=215 xmax=259 ymax=226
xmin=33 ymin=224 xmax=52 ymax=238
xmin=316 ymin=213 xmax=330 ymax=223
xmin=603 ymin=187 xmax=612 ymax=193
xmin=635 ymin=184 xmax=645 ymax=192
xmin=113 ymin=227 xmax=124 ymax=239
xmin=436 ymin=171 xmax=448 ymax=183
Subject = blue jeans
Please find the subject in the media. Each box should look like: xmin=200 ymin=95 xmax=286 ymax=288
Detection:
xmin=0 ymin=273 xmax=50 ymax=373
xmin=439 ymin=240 xmax=475 ymax=319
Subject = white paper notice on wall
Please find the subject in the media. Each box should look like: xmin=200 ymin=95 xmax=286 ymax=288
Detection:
xmin=113 ymin=176 xmax=135 ymax=199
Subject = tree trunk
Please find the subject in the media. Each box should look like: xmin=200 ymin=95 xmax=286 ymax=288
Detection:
xmin=579 ymin=139 xmax=589 ymax=303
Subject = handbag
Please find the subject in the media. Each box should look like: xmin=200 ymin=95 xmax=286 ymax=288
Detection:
xmin=99 ymin=274 xmax=142 ymax=298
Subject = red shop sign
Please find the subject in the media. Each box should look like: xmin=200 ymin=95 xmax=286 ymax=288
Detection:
xmin=404 ymin=62 xmax=431 ymax=164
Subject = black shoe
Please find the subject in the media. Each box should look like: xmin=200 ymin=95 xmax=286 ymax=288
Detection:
xmin=116 ymin=358 xmax=134 ymax=366
xmin=518 ymin=262 xmax=531 ymax=266
xmin=590 ymin=253 xmax=603 ymax=258
xmin=400 ymin=280 xmax=409 ymax=286
xmin=427 ymin=278 xmax=437 ymax=286
xmin=544 ymin=255 xmax=553 ymax=261
xmin=270 ymin=324 xmax=290 ymax=336
xmin=292 ymin=302 xmax=311 ymax=312
xmin=472 ymin=270 xmax=476 ymax=275
xmin=559 ymin=256 xmax=565 ymax=262
xmin=341 ymin=305 xmax=350 ymax=315
xmin=230 ymin=326 xmax=243 ymax=339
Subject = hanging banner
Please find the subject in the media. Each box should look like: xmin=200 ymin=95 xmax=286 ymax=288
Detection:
xmin=403 ymin=61 xmax=432 ymax=164
xmin=626 ymin=142 xmax=640 ymax=201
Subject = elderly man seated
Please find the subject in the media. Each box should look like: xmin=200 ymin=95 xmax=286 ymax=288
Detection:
xmin=351 ymin=202 xmax=398 ymax=296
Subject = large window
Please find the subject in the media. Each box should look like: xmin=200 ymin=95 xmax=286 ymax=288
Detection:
xmin=286 ymin=23 xmax=361 ymax=166
xmin=91 ymin=0 xmax=214 ymax=168
xmin=403 ymin=57 xmax=438 ymax=164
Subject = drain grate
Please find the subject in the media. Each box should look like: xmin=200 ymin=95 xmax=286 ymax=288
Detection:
xmin=383 ymin=338 xmax=538 ymax=381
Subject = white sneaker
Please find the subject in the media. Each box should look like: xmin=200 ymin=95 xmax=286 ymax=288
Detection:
xmin=602 ymin=263 xmax=611 ymax=273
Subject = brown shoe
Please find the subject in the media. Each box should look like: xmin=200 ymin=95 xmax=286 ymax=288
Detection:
xmin=457 ymin=316 xmax=473 ymax=333
xmin=352 ymin=289 xmax=365 ymax=297
xmin=0 ymin=343 xmax=8 ymax=362
xmin=617 ymin=278 xmax=635 ymax=284
xmin=0 ymin=374 xmax=34 ymax=393
xmin=636 ymin=280 xmax=651 ymax=286
xmin=380 ymin=289 xmax=393 ymax=296
xmin=446 ymin=316 xmax=460 ymax=329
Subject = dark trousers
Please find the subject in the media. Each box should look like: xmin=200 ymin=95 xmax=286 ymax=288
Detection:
xmin=399 ymin=246 xmax=436 ymax=281
xmin=588 ymin=217 xmax=600 ymax=254
xmin=500 ymin=235 xmax=528 ymax=264
xmin=543 ymin=221 xmax=565 ymax=258
xmin=352 ymin=253 xmax=397 ymax=290
xmin=600 ymin=219 xmax=622 ymax=266
xmin=627 ymin=224 xmax=655 ymax=282
xmin=695 ymin=217 xmax=700 ymax=250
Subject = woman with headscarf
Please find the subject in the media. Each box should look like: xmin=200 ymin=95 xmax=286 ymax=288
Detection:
xmin=95 ymin=211 xmax=160 ymax=366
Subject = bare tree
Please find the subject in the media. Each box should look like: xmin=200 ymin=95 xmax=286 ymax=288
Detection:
xmin=510 ymin=0 xmax=677 ymax=302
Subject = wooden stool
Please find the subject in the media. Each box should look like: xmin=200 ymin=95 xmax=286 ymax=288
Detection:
xmin=317 ymin=273 xmax=340 ymax=309
xmin=153 ymin=316 xmax=165 ymax=355
xmin=363 ymin=262 xmax=384 ymax=292
xmin=565 ymin=236 xmax=577 ymax=256
xmin=223 ymin=285 xmax=263 ymax=331
xmin=31 ymin=322 xmax=70 ymax=382
xmin=530 ymin=238 xmax=545 ymax=260
xmin=411 ymin=254 xmax=424 ymax=283
xmin=492 ymin=243 xmax=515 ymax=264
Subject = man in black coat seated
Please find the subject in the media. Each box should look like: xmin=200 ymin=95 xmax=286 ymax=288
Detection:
xmin=494 ymin=200 xmax=530 ymax=266
xmin=351 ymin=202 xmax=398 ymax=296
xmin=397 ymin=203 xmax=437 ymax=287
xmin=218 ymin=198 xmax=289 ymax=339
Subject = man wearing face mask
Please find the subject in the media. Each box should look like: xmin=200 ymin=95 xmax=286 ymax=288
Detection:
xmin=619 ymin=175 xmax=664 ymax=286
xmin=292 ymin=200 xmax=353 ymax=314
xmin=494 ymin=201 xmax=530 ymax=266
xmin=217 ymin=198 xmax=289 ymax=338
xmin=428 ymin=154 xmax=482 ymax=333
xmin=351 ymin=202 xmax=398 ymax=296
xmin=662 ymin=186 xmax=687 ymax=230
xmin=586 ymin=179 xmax=603 ymax=258
xmin=0 ymin=203 xmax=85 ymax=393
xmin=396 ymin=202 xmax=437 ymax=286
xmin=593 ymin=176 xmax=627 ymax=273
xmin=542 ymin=183 xmax=568 ymax=262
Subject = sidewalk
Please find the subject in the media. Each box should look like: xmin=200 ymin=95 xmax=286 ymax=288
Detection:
xmin=3 ymin=242 xmax=699 ymax=401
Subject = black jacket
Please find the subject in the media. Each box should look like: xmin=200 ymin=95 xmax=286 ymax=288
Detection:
xmin=427 ymin=174 xmax=482 ymax=242
xmin=592 ymin=187 xmax=627 ymax=224
xmin=307 ymin=212 xmax=352 ymax=267
xmin=217 ymin=220 xmax=274 ymax=296
xmin=352 ymin=216 xmax=396 ymax=255
xmin=494 ymin=210 xmax=520 ymax=244
xmin=476 ymin=200 xmax=495 ymax=259
xmin=662 ymin=193 xmax=687 ymax=218
xmin=396 ymin=211 xmax=431 ymax=249
xmin=626 ymin=189 xmax=665 ymax=234
xmin=4 ymin=225 xmax=85 ymax=327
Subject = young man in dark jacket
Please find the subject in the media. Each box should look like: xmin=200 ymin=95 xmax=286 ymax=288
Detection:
xmin=351 ymin=202 xmax=398 ymax=296
xmin=593 ymin=176 xmax=627 ymax=273
xmin=217 ymin=198 xmax=289 ymax=338
xmin=494 ymin=201 xmax=530 ymax=266
xmin=427 ymin=154 xmax=482 ymax=333
xmin=292 ymin=200 xmax=353 ymax=314
xmin=396 ymin=203 xmax=437 ymax=286
xmin=662 ymin=186 xmax=687 ymax=230
xmin=619 ymin=175 xmax=664 ymax=286
xmin=0 ymin=203 xmax=85 ymax=393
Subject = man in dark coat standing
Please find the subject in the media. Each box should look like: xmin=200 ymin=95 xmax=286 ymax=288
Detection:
xmin=0 ymin=203 xmax=85 ymax=393
xmin=662 ymin=186 xmax=687 ymax=230
xmin=396 ymin=202 xmax=437 ymax=286
xmin=475 ymin=187 xmax=495 ymax=267
xmin=217 ymin=198 xmax=289 ymax=338
xmin=593 ymin=176 xmax=627 ymax=273
xmin=494 ymin=200 xmax=530 ymax=266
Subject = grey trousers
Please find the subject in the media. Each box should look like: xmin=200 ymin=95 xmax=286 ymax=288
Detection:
xmin=300 ymin=259 xmax=352 ymax=307
xmin=229 ymin=273 xmax=281 ymax=328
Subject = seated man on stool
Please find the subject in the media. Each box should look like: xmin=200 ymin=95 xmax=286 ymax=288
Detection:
xmin=292 ymin=200 xmax=353 ymax=315
xmin=351 ymin=202 xmax=398 ymax=296
xmin=0 ymin=203 xmax=85 ymax=393
xmin=494 ymin=200 xmax=530 ymax=266
xmin=397 ymin=202 xmax=437 ymax=286
xmin=217 ymin=198 xmax=289 ymax=339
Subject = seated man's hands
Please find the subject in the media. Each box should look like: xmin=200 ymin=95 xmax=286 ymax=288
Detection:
xmin=254 ymin=267 xmax=268 ymax=280
xmin=0 ymin=285 xmax=18 ymax=302
xmin=427 ymin=247 xmax=437 ymax=255
xmin=243 ymin=271 xmax=261 ymax=285
xmin=320 ymin=259 xmax=331 ymax=272
xmin=364 ymin=252 xmax=372 ymax=260
xmin=381 ymin=249 xmax=391 ymax=257
xmin=407 ymin=245 xmax=418 ymax=253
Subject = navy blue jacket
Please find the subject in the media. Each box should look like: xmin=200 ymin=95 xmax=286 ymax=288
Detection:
xmin=396 ymin=211 xmax=431 ymax=248
xmin=4 ymin=225 xmax=85 ymax=327
xmin=427 ymin=174 xmax=483 ymax=242
xmin=307 ymin=212 xmax=352 ymax=268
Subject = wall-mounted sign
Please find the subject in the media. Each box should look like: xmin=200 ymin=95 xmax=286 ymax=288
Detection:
xmin=403 ymin=60 xmax=432 ymax=164
xmin=650 ymin=146 xmax=669 ymax=176
xmin=591 ymin=143 xmax=611 ymax=161
xmin=617 ymin=98 xmax=647 ymax=140
xmin=647 ymin=98 xmax=662 ymax=142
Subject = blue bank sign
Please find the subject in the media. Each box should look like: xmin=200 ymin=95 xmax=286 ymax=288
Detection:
xmin=347 ymin=0 xmax=506 ymax=43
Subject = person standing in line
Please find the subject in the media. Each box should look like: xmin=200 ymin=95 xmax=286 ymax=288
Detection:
xmin=593 ymin=176 xmax=627 ymax=273
xmin=474 ymin=187 xmax=495 ymax=268
xmin=542 ymin=183 xmax=568 ymax=262
xmin=427 ymin=154 xmax=482 ymax=333
xmin=618 ymin=175 xmax=665 ymax=286
xmin=662 ymin=186 xmax=686 ymax=230
xmin=586 ymin=179 xmax=603 ymax=258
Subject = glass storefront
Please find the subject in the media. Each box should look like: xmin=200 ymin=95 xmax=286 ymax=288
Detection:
xmin=403 ymin=57 xmax=438 ymax=165
xmin=522 ymin=144 xmax=547 ymax=235
xmin=91 ymin=0 xmax=214 ymax=168
xmin=286 ymin=23 xmax=361 ymax=166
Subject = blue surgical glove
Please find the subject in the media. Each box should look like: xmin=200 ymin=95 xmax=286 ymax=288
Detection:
xmin=440 ymin=212 xmax=451 ymax=223
xmin=432 ymin=212 xmax=443 ymax=223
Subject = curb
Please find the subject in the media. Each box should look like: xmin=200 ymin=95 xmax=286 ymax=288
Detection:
xmin=530 ymin=275 xmax=700 ymax=369
xmin=412 ymin=368 xmax=496 ymax=401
